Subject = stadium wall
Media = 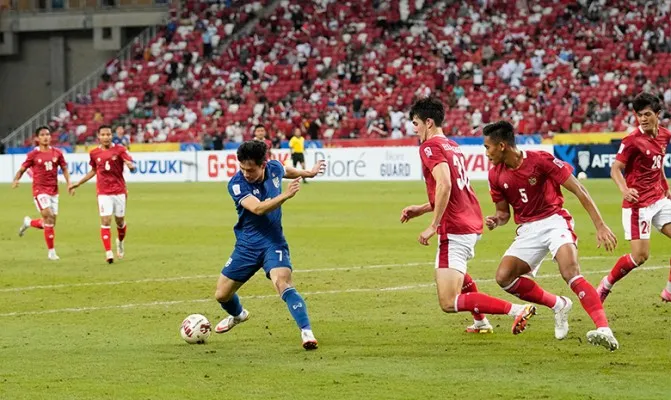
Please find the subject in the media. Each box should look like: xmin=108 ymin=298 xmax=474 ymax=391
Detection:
xmin=0 ymin=145 xmax=555 ymax=183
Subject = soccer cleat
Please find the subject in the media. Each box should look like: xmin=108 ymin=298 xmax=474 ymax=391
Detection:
xmin=18 ymin=216 xmax=31 ymax=237
xmin=301 ymin=329 xmax=318 ymax=350
xmin=466 ymin=319 xmax=494 ymax=334
xmin=116 ymin=239 xmax=125 ymax=259
xmin=106 ymin=250 xmax=114 ymax=264
xmin=586 ymin=327 xmax=619 ymax=351
xmin=554 ymin=296 xmax=572 ymax=340
xmin=511 ymin=304 xmax=536 ymax=335
xmin=47 ymin=250 xmax=60 ymax=261
xmin=215 ymin=309 xmax=250 ymax=334
xmin=661 ymin=289 xmax=671 ymax=302
xmin=596 ymin=278 xmax=611 ymax=304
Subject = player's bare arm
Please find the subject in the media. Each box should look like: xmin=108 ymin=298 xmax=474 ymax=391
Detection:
xmin=485 ymin=200 xmax=510 ymax=230
xmin=400 ymin=203 xmax=432 ymax=223
xmin=610 ymin=160 xmax=639 ymax=203
xmin=418 ymin=162 xmax=451 ymax=246
xmin=284 ymin=160 xmax=325 ymax=179
xmin=11 ymin=166 xmax=27 ymax=188
xmin=68 ymin=169 xmax=96 ymax=195
xmin=240 ymin=178 xmax=301 ymax=215
xmin=562 ymin=175 xmax=617 ymax=252
xmin=61 ymin=165 xmax=72 ymax=189
xmin=124 ymin=160 xmax=137 ymax=173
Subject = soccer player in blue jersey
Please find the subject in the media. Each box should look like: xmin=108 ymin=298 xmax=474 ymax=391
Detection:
xmin=214 ymin=140 xmax=325 ymax=350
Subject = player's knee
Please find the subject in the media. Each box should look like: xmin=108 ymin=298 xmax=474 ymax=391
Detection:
xmin=43 ymin=214 xmax=55 ymax=225
xmin=559 ymin=264 xmax=580 ymax=283
xmin=495 ymin=270 xmax=514 ymax=288
xmin=101 ymin=216 xmax=112 ymax=226
xmin=632 ymin=251 xmax=649 ymax=266
xmin=438 ymin=296 xmax=457 ymax=313
xmin=115 ymin=217 xmax=125 ymax=227
xmin=214 ymin=289 xmax=233 ymax=303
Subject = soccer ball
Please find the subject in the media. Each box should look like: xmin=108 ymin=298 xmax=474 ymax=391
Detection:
xmin=180 ymin=314 xmax=211 ymax=344
xmin=577 ymin=171 xmax=588 ymax=180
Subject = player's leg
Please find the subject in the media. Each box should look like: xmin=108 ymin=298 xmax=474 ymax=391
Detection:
xmin=461 ymin=273 xmax=491 ymax=333
xmin=264 ymin=245 xmax=317 ymax=349
xmin=214 ymin=250 xmax=256 ymax=334
xmin=661 ymin=223 xmax=671 ymax=301
xmin=98 ymin=195 xmax=115 ymax=263
xmin=33 ymin=194 xmax=58 ymax=259
xmin=21 ymin=196 xmax=48 ymax=236
xmin=654 ymin=200 xmax=671 ymax=301
xmin=597 ymin=206 xmax=649 ymax=302
xmin=114 ymin=195 xmax=127 ymax=259
xmin=554 ymin=243 xmax=618 ymax=351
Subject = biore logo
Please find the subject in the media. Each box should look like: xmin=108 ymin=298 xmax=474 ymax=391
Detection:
xmin=132 ymin=160 xmax=183 ymax=174
xmin=313 ymin=151 xmax=365 ymax=177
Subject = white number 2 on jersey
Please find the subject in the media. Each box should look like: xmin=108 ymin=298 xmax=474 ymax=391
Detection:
xmin=519 ymin=188 xmax=528 ymax=203
xmin=44 ymin=161 xmax=53 ymax=171
xmin=652 ymin=155 xmax=662 ymax=170
xmin=452 ymin=156 xmax=470 ymax=190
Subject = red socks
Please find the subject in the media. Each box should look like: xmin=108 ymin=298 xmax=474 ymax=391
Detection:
xmin=462 ymin=273 xmax=485 ymax=320
xmin=31 ymin=218 xmax=44 ymax=229
xmin=43 ymin=224 xmax=55 ymax=250
xmin=117 ymin=224 xmax=127 ymax=242
xmin=569 ymin=275 xmax=609 ymax=328
xmin=456 ymin=292 xmax=513 ymax=315
xmin=504 ymin=276 xmax=558 ymax=309
xmin=607 ymin=254 xmax=638 ymax=285
xmin=101 ymin=226 xmax=112 ymax=252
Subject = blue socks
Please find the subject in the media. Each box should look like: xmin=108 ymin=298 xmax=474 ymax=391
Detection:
xmin=281 ymin=287 xmax=311 ymax=330
xmin=219 ymin=293 xmax=243 ymax=317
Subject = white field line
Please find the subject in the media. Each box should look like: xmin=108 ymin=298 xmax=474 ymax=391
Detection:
xmin=0 ymin=256 xmax=623 ymax=294
xmin=0 ymin=265 xmax=666 ymax=318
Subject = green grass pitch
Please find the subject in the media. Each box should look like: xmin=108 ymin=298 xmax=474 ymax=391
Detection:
xmin=1 ymin=179 xmax=670 ymax=399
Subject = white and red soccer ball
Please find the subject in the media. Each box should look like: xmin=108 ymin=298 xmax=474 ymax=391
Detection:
xmin=180 ymin=314 xmax=211 ymax=344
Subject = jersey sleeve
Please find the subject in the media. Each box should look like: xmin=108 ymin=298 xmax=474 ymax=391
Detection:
xmin=89 ymin=152 xmax=97 ymax=169
xmin=419 ymin=142 xmax=448 ymax=171
xmin=119 ymin=146 xmax=133 ymax=162
xmin=538 ymin=151 xmax=573 ymax=184
xmin=615 ymin=137 xmax=635 ymax=164
xmin=228 ymin=177 xmax=255 ymax=205
xmin=488 ymin=168 xmax=504 ymax=203
xmin=21 ymin=151 xmax=35 ymax=169
xmin=57 ymin=151 xmax=67 ymax=169
xmin=268 ymin=160 xmax=285 ymax=179
xmin=289 ymin=137 xmax=296 ymax=151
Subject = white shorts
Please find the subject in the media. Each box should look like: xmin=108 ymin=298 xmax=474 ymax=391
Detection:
xmin=97 ymin=194 xmax=127 ymax=217
xmin=622 ymin=197 xmax=671 ymax=240
xmin=34 ymin=194 xmax=59 ymax=215
xmin=434 ymin=233 xmax=480 ymax=274
xmin=503 ymin=210 xmax=577 ymax=276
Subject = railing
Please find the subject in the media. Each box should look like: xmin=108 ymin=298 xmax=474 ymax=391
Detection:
xmin=1 ymin=24 xmax=161 ymax=147
xmin=0 ymin=0 xmax=170 ymax=13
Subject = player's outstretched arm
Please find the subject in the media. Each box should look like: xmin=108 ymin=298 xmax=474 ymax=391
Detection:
xmin=400 ymin=203 xmax=432 ymax=223
xmin=241 ymin=178 xmax=301 ymax=215
xmin=61 ymin=165 xmax=72 ymax=189
xmin=11 ymin=166 xmax=27 ymax=188
xmin=124 ymin=160 xmax=137 ymax=173
xmin=284 ymin=160 xmax=326 ymax=179
xmin=69 ymin=169 xmax=96 ymax=195
xmin=610 ymin=160 xmax=639 ymax=203
xmin=485 ymin=200 xmax=510 ymax=230
xmin=562 ymin=175 xmax=617 ymax=252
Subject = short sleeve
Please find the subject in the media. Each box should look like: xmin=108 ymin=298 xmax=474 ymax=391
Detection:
xmin=120 ymin=146 xmax=133 ymax=162
xmin=268 ymin=160 xmax=285 ymax=179
xmin=21 ymin=152 xmax=34 ymax=169
xmin=538 ymin=151 xmax=573 ymax=184
xmin=228 ymin=177 xmax=254 ymax=205
xmin=89 ymin=152 xmax=97 ymax=169
xmin=615 ymin=137 xmax=635 ymax=164
xmin=57 ymin=151 xmax=67 ymax=169
xmin=488 ymin=168 xmax=504 ymax=203
xmin=419 ymin=142 xmax=448 ymax=171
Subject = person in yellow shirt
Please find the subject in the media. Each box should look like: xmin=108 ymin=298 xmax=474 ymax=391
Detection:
xmin=289 ymin=128 xmax=307 ymax=182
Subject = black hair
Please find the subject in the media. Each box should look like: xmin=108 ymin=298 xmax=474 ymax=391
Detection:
xmin=409 ymin=97 xmax=445 ymax=126
xmin=35 ymin=126 xmax=51 ymax=135
xmin=98 ymin=125 xmax=113 ymax=133
xmin=237 ymin=140 xmax=267 ymax=166
xmin=632 ymin=92 xmax=663 ymax=113
xmin=483 ymin=120 xmax=516 ymax=146
xmin=254 ymin=124 xmax=266 ymax=131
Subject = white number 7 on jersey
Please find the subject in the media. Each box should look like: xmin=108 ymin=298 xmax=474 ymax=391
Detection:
xmin=275 ymin=250 xmax=283 ymax=261
xmin=519 ymin=188 xmax=528 ymax=203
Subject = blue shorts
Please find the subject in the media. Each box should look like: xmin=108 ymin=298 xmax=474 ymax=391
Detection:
xmin=221 ymin=243 xmax=292 ymax=283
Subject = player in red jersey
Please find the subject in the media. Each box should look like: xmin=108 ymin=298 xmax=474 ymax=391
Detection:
xmin=484 ymin=120 xmax=619 ymax=351
xmin=400 ymin=97 xmax=536 ymax=335
xmin=597 ymin=92 xmax=671 ymax=303
xmin=13 ymin=126 xmax=72 ymax=260
xmin=253 ymin=124 xmax=273 ymax=160
xmin=69 ymin=125 xmax=136 ymax=263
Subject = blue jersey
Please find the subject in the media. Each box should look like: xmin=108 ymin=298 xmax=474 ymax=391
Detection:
xmin=227 ymin=160 xmax=287 ymax=248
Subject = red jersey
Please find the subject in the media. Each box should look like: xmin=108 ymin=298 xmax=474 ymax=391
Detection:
xmin=489 ymin=150 xmax=573 ymax=224
xmin=615 ymin=126 xmax=671 ymax=208
xmin=264 ymin=139 xmax=273 ymax=160
xmin=419 ymin=136 xmax=483 ymax=235
xmin=89 ymin=144 xmax=133 ymax=195
xmin=21 ymin=147 xmax=66 ymax=196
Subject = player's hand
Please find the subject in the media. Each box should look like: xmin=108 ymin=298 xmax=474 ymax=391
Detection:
xmin=665 ymin=189 xmax=671 ymax=200
xmin=125 ymin=161 xmax=137 ymax=172
xmin=68 ymin=185 xmax=76 ymax=196
xmin=418 ymin=224 xmax=437 ymax=246
xmin=485 ymin=215 xmax=498 ymax=230
xmin=621 ymin=187 xmax=639 ymax=203
xmin=309 ymin=160 xmax=326 ymax=178
xmin=596 ymin=224 xmax=617 ymax=253
xmin=400 ymin=205 xmax=424 ymax=223
xmin=285 ymin=178 xmax=301 ymax=198
xmin=11 ymin=180 xmax=19 ymax=189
